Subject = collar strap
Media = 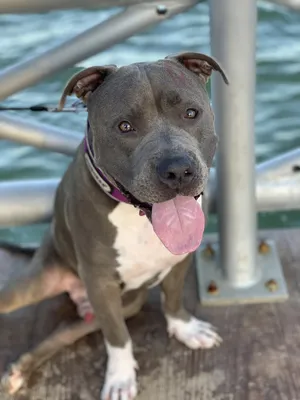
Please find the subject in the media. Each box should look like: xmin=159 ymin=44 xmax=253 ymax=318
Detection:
xmin=84 ymin=122 xmax=129 ymax=203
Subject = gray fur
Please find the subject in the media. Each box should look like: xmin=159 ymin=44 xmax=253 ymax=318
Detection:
xmin=0 ymin=52 xmax=228 ymax=399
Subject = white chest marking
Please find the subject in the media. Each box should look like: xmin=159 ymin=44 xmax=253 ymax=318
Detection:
xmin=108 ymin=203 xmax=187 ymax=291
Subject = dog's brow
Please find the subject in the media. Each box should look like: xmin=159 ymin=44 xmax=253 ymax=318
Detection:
xmin=110 ymin=106 xmax=144 ymax=126
xmin=165 ymin=91 xmax=182 ymax=106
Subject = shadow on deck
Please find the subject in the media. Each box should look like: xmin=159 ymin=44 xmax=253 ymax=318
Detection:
xmin=0 ymin=229 xmax=300 ymax=399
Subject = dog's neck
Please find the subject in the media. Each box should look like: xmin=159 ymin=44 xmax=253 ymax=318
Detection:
xmin=84 ymin=122 xmax=129 ymax=203
xmin=84 ymin=122 xmax=151 ymax=218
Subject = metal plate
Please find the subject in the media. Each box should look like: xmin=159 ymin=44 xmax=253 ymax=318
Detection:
xmin=195 ymin=239 xmax=289 ymax=306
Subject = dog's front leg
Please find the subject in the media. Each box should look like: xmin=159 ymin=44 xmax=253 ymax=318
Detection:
xmin=160 ymin=255 xmax=222 ymax=350
xmin=79 ymin=268 xmax=138 ymax=400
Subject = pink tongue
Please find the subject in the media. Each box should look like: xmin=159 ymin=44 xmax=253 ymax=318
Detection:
xmin=152 ymin=195 xmax=205 ymax=255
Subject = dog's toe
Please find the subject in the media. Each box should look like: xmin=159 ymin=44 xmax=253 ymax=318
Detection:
xmin=167 ymin=315 xmax=222 ymax=350
xmin=2 ymin=364 xmax=27 ymax=394
xmin=101 ymin=375 xmax=137 ymax=400
xmin=1 ymin=353 xmax=33 ymax=395
xmin=101 ymin=364 xmax=138 ymax=400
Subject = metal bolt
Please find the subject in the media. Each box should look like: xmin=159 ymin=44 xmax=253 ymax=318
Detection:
xmin=258 ymin=240 xmax=270 ymax=254
xmin=292 ymin=165 xmax=300 ymax=172
xmin=207 ymin=281 xmax=219 ymax=295
xmin=265 ymin=279 xmax=278 ymax=292
xmin=203 ymin=243 xmax=215 ymax=258
xmin=156 ymin=5 xmax=168 ymax=15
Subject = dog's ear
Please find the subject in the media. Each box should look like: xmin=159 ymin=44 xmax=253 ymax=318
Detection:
xmin=57 ymin=65 xmax=118 ymax=110
xmin=166 ymin=52 xmax=229 ymax=85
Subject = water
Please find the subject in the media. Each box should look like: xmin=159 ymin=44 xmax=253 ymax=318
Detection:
xmin=0 ymin=2 xmax=300 ymax=245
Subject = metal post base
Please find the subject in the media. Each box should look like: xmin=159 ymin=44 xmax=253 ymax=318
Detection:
xmin=195 ymin=239 xmax=288 ymax=306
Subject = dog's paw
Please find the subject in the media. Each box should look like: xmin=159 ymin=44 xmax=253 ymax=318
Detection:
xmin=166 ymin=315 xmax=222 ymax=350
xmin=101 ymin=341 xmax=138 ymax=400
xmin=101 ymin=369 xmax=137 ymax=400
xmin=1 ymin=354 xmax=33 ymax=394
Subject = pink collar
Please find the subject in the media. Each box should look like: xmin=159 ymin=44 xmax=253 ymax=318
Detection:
xmin=84 ymin=122 xmax=129 ymax=203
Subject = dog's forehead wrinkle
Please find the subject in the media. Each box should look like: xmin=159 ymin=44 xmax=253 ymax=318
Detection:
xmin=145 ymin=59 xmax=206 ymax=93
xmin=161 ymin=90 xmax=182 ymax=107
xmin=138 ymin=63 xmax=164 ymax=118
xmin=91 ymin=64 xmax=152 ymax=111
xmin=142 ymin=63 xmax=190 ymax=112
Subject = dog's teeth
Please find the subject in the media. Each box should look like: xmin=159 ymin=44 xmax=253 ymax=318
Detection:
xmin=197 ymin=195 xmax=203 ymax=207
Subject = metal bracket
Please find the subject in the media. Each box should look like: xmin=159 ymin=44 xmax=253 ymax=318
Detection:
xmin=195 ymin=239 xmax=289 ymax=306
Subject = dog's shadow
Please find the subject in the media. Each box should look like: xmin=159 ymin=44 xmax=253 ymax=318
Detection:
xmin=0 ymin=246 xmax=200 ymax=399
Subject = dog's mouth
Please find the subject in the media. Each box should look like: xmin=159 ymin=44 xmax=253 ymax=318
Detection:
xmin=117 ymin=182 xmax=204 ymax=255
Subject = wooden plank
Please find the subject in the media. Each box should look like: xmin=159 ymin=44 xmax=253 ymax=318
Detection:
xmin=0 ymin=229 xmax=300 ymax=399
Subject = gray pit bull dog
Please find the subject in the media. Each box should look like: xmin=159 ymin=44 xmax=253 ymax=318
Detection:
xmin=0 ymin=52 xmax=228 ymax=399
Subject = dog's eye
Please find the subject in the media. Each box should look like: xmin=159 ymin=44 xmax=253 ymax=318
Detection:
xmin=119 ymin=121 xmax=134 ymax=133
xmin=184 ymin=108 xmax=198 ymax=119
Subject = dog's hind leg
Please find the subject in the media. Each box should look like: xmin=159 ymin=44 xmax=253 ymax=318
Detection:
xmin=1 ymin=319 xmax=100 ymax=395
xmin=1 ymin=288 xmax=147 ymax=395
xmin=0 ymin=232 xmax=80 ymax=314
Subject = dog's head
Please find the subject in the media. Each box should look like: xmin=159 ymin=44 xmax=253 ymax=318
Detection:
xmin=59 ymin=52 xmax=228 ymax=255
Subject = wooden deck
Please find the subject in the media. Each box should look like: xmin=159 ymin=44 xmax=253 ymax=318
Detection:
xmin=1 ymin=229 xmax=300 ymax=400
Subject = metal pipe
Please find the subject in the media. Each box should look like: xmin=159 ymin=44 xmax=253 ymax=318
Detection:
xmin=3 ymin=111 xmax=299 ymax=179
xmin=2 ymin=177 xmax=300 ymax=227
xmin=2 ymin=111 xmax=298 ymax=178
xmin=206 ymin=147 xmax=300 ymax=213
xmin=256 ymin=148 xmax=300 ymax=182
xmin=0 ymin=1 xmax=196 ymax=101
xmin=0 ymin=114 xmax=82 ymax=155
xmin=209 ymin=0 xmax=258 ymax=288
xmin=0 ymin=179 xmax=59 ymax=227
xmin=206 ymin=174 xmax=300 ymax=214
xmin=2 ymin=112 xmax=298 ymax=182
xmin=256 ymin=179 xmax=300 ymax=212
xmin=0 ymin=0 xmax=197 ymax=13
xmin=0 ymin=0 xmax=299 ymax=13
xmin=266 ymin=0 xmax=300 ymax=10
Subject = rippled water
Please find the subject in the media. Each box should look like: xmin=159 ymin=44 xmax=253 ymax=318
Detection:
xmin=0 ymin=2 xmax=300 ymax=244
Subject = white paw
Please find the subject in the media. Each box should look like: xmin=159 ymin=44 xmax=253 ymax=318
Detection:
xmin=101 ymin=341 xmax=138 ymax=400
xmin=166 ymin=315 xmax=222 ymax=350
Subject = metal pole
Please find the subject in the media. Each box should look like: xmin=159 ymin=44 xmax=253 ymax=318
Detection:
xmin=256 ymin=179 xmax=300 ymax=212
xmin=266 ymin=0 xmax=300 ymax=10
xmin=209 ymin=0 xmax=258 ymax=288
xmin=1 ymin=0 xmax=299 ymax=14
xmin=256 ymin=148 xmax=300 ymax=182
xmin=0 ymin=115 xmax=82 ymax=155
xmin=2 ymin=176 xmax=300 ymax=228
xmin=0 ymin=0 xmax=198 ymax=13
xmin=0 ymin=179 xmax=58 ymax=227
xmin=205 ymin=177 xmax=300 ymax=214
xmin=206 ymin=147 xmax=300 ymax=213
xmin=0 ymin=1 xmax=196 ymax=101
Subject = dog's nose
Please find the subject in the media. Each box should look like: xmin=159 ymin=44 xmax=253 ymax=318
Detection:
xmin=157 ymin=156 xmax=195 ymax=190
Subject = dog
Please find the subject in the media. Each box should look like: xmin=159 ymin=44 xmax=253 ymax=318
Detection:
xmin=0 ymin=52 xmax=228 ymax=399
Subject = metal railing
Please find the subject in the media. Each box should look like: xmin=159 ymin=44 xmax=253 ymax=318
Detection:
xmin=0 ymin=0 xmax=299 ymax=304
xmin=0 ymin=0 xmax=299 ymax=13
